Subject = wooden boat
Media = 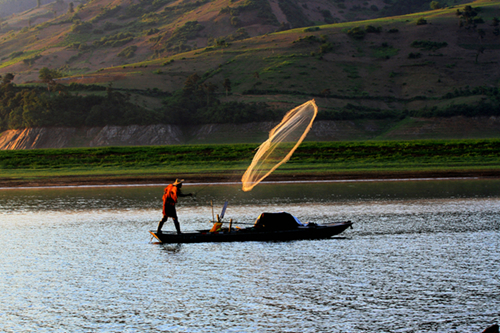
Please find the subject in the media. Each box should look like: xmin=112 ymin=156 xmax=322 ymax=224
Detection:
xmin=150 ymin=212 xmax=353 ymax=244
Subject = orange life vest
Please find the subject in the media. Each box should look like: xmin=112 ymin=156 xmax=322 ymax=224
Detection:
xmin=163 ymin=184 xmax=178 ymax=206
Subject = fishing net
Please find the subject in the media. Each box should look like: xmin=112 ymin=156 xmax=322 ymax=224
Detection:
xmin=241 ymin=99 xmax=318 ymax=192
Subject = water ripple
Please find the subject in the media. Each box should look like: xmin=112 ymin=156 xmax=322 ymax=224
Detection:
xmin=0 ymin=181 xmax=499 ymax=332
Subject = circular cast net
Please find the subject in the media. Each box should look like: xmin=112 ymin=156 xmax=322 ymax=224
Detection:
xmin=241 ymin=99 xmax=318 ymax=192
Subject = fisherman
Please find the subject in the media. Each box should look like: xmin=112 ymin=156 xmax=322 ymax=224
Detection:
xmin=157 ymin=179 xmax=193 ymax=234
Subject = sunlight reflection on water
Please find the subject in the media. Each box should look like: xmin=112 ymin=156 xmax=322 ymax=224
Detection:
xmin=0 ymin=180 xmax=499 ymax=332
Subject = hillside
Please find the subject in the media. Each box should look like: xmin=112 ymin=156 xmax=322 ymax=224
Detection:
xmin=0 ymin=0 xmax=475 ymax=82
xmin=0 ymin=0 xmax=499 ymax=149
xmin=0 ymin=0 xmax=394 ymax=83
xmin=0 ymin=0 xmax=58 ymax=18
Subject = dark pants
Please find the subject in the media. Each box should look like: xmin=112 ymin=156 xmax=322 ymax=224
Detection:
xmin=157 ymin=205 xmax=181 ymax=234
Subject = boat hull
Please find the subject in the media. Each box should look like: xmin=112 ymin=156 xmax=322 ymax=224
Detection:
xmin=150 ymin=221 xmax=353 ymax=244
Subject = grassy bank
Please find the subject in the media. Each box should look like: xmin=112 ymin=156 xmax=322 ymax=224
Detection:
xmin=1 ymin=139 xmax=500 ymax=186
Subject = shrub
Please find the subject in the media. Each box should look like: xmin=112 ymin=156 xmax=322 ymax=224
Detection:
xmin=102 ymin=22 xmax=122 ymax=31
xmin=90 ymin=5 xmax=122 ymax=23
xmin=320 ymin=42 xmax=335 ymax=54
xmin=416 ymin=18 xmax=427 ymax=25
xmin=93 ymin=32 xmax=134 ymax=48
xmin=225 ymin=28 xmax=250 ymax=42
xmin=409 ymin=102 xmax=500 ymax=118
xmin=71 ymin=21 xmax=93 ymax=34
xmin=304 ymin=27 xmax=320 ymax=32
xmin=146 ymin=28 xmax=160 ymax=36
xmin=230 ymin=16 xmax=241 ymax=27
xmin=149 ymin=36 xmax=162 ymax=43
xmin=411 ymin=40 xmax=448 ymax=51
xmin=473 ymin=17 xmax=484 ymax=24
xmin=347 ymin=26 xmax=366 ymax=39
xmin=117 ymin=45 xmax=138 ymax=58
xmin=22 ymin=54 xmax=42 ymax=65
xmin=365 ymin=25 xmax=382 ymax=33
xmin=293 ymin=35 xmax=321 ymax=44
xmin=79 ymin=43 xmax=92 ymax=51
xmin=9 ymin=51 xmax=24 ymax=58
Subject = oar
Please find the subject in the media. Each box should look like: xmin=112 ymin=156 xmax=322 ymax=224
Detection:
xmin=221 ymin=221 xmax=254 ymax=225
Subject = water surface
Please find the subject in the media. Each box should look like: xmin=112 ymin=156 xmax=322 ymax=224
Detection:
xmin=1 ymin=180 xmax=499 ymax=332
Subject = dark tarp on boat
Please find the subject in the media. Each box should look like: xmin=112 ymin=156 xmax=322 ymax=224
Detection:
xmin=253 ymin=212 xmax=301 ymax=230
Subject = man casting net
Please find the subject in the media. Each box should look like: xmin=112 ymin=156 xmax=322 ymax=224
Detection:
xmin=241 ymin=99 xmax=318 ymax=192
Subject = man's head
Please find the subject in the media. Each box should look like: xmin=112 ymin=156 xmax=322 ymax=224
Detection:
xmin=173 ymin=179 xmax=184 ymax=187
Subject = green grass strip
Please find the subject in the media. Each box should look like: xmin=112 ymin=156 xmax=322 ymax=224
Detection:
xmin=1 ymin=139 xmax=500 ymax=179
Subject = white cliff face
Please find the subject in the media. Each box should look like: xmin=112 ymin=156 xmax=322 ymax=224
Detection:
xmin=0 ymin=122 xmax=278 ymax=149
xmin=0 ymin=124 xmax=184 ymax=150
xmin=1 ymin=117 xmax=500 ymax=149
xmin=88 ymin=124 xmax=183 ymax=147
xmin=0 ymin=128 xmax=78 ymax=149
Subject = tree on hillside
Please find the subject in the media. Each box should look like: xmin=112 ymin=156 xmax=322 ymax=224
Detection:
xmin=475 ymin=28 xmax=485 ymax=64
xmin=478 ymin=28 xmax=486 ymax=40
xmin=0 ymin=73 xmax=14 ymax=87
xmin=106 ymin=82 xmax=116 ymax=100
xmin=39 ymin=67 xmax=60 ymax=91
xmin=430 ymin=1 xmax=441 ymax=10
xmin=37 ymin=0 xmax=41 ymax=8
xmin=475 ymin=46 xmax=485 ymax=64
xmin=456 ymin=5 xmax=477 ymax=28
xmin=202 ymin=82 xmax=217 ymax=106
xmin=183 ymin=73 xmax=201 ymax=96
xmin=1 ymin=73 xmax=15 ymax=85
xmin=493 ymin=18 xmax=500 ymax=36
xmin=222 ymin=78 xmax=231 ymax=97
xmin=68 ymin=2 xmax=74 ymax=13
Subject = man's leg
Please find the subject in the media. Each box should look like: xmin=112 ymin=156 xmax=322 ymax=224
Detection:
xmin=173 ymin=218 xmax=182 ymax=234
xmin=157 ymin=216 xmax=168 ymax=233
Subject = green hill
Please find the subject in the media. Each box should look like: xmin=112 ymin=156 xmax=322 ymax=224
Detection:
xmin=0 ymin=0 xmax=499 ymax=142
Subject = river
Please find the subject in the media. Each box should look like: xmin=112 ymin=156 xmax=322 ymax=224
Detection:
xmin=0 ymin=179 xmax=499 ymax=332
